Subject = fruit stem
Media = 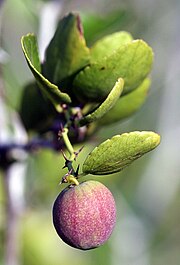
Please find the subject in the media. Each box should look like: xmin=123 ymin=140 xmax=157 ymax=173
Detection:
xmin=61 ymin=128 xmax=75 ymax=161
xmin=67 ymin=175 xmax=79 ymax=185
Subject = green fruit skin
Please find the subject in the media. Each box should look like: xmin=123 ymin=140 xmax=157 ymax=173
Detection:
xmin=52 ymin=180 xmax=116 ymax=250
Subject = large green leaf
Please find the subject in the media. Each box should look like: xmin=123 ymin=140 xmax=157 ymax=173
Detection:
xmin=77 ymin=78 xmax=124 ymax=126
xmin=99 ymin=78 xmax=150 ymax=125
xmin=73 ymin=40 xmax=153 ymax=102
xmin=82 ymin=131 xmax=160 ymax=175
xmin=44 ymin=13 xmax=90 ymax=84
xmin=90 ymin=31 xmax=133 ymax=61
xmin=21 ymin=34 xmax=71 ymax=112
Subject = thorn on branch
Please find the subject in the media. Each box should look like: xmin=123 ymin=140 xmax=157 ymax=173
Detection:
xmin=74 ymin=146 xmax=84 ymax=161
xmin=75 ymin=165 xmax=80 ymax=177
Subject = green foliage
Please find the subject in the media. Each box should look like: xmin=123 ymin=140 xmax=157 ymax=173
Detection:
xmin=82 ymin=131 xmax=160 ymax=175
xmin=90 ymin=31 xmax=133 ymax=61
xmin=43 ymin=13 xmax=90 ymax=84
xmin=73 ymin=40 xmax=153 ymax=102
xmin=20 ymin=82 xmax=56 ymax=131
xmin=21 ymin=34 xmax=71 ymax=112
xmin=21 ymin=12 xmax=155 ymax=131
xmin=21 ymin=34 xmax=41 ymax=73
xmin=99 ymin=78 xmax=151 ymax=125
xmin=78 ymin=78 xmax=124 ymax=126
xmin=81 ymin=10 xmax=133 ymax=44
xmin=20 ymin=12 xmax=160 ymax=178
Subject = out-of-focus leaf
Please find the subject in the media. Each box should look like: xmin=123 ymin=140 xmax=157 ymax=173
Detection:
xmin=21 ymin=34 xmax=71 ymax=112
xmin=78 ymin=78 xmax=124 ymax=126
xmin=82 ymin=131 xmax=160 ymax=175
xmin=73 ymin=40 xmax=153 ymax=102
xmin=44 ymin=13 xmax=90 ymax=84
xmin=22 ymin=213 xmax=83 ymax=265
xmin=91 ymin=31 xmax=133 ymax=61
xmin=20 ymin=82 xmax=55 ymax=131
xmin=99 ymin=78 xmax=150 ymax=125
xmin=81 ymin=10 xmax=133 ymax=45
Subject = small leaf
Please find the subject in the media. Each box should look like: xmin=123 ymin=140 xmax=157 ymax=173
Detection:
xmin=99 ymin=78 xmax=150 ymax=125
xmin=91 ymin=31 xmax=133 ymax=61
xmin=73 ymin=40 xmax=153 ymax=102
xmin=82 ymin=131 xmax=160 ymax=175
xmin=21 ymin=34 xmax=71 ymax=112
xmin=43 ymin=13 xmax=90 ymax=84
xmin=78 ymin=78 xmax=124 ymax=126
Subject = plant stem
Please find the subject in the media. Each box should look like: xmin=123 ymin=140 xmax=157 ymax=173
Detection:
xmin=61 ymin=128 xmax=75 ymax=161
xmin=67 ymin=175 xmax=79 ymax=185
xmin=60 ymin=127 xmax=81 ymax=184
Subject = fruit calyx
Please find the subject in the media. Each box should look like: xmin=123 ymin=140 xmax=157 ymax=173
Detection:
xmin=60 ymin=173 xmax=79 ymax=186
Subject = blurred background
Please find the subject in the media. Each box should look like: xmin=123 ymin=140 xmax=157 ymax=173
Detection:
xmin=0 ymin=0 xmax=180 ymax=264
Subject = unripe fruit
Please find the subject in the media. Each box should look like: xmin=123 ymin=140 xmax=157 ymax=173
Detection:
xmin=52 ymin=180 xmax=116 ymax=250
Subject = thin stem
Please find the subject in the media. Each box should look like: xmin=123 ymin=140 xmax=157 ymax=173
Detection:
xmin=61 ymin=128 xmax=75 ymax=161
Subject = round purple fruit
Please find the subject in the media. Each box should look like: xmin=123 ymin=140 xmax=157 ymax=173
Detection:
xmin=52 ymin=180 xmax=116 ymax=250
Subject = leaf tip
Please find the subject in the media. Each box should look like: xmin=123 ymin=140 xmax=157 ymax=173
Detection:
xmin=117 ymin=77 xmax=124 ymax=88
xmin=152 ymin=132 xmax=161 ymax=147
xmin=141 ymin=131 xmax=161 ymax=149
xmin=76 ymin=13 xmax=84 ymax=36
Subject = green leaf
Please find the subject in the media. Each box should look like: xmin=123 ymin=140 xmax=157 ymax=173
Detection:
xmin=44 ymin=13 xmax=90 ymax=84
xmin=99 ymin=78 xmax=151 ymax=125
xmin=73 ymin=40 xmax=153 ymax=102
xmin=81 ymin=10 xmax=133 ymax=45
xmin=21 ymin=33 xmax=41 ymax=73
xmin=20 ymin=82 xmax=56 ymax=131
xmin=90 ymin=31 xmax=133 ymax=61
xmin=82 ymin=131 xmax=160 ymax=175
xmin=21 ymin=34 xmax=71 ymax=111
xmin=78 ymin=78 xmax=124 ymax=126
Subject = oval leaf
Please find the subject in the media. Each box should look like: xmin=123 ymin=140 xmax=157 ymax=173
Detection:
xmin=91 ymin=31 xmax=133 ymax=61
xmin=99 ymin=78 xmax=150 ymax=125
xmin=44 ymin=13 xmax=90 ymax=83
xmin=82 ymin=131 xmax=160 ymax=175
xmin=78 ymin=78 xmax=124 ymax=126
xmin=21 ymin=34 xmax=71 ymax=112
xmin=73 ymin=40 xmax=153 ymax=102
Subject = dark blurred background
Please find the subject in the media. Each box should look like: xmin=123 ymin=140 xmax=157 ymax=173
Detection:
xmin=0 ymin=0 xmax=180 ymax=264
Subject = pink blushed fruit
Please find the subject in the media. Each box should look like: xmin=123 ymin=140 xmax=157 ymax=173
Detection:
xmin=52 ymin=180 xmax=116 ymax=250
